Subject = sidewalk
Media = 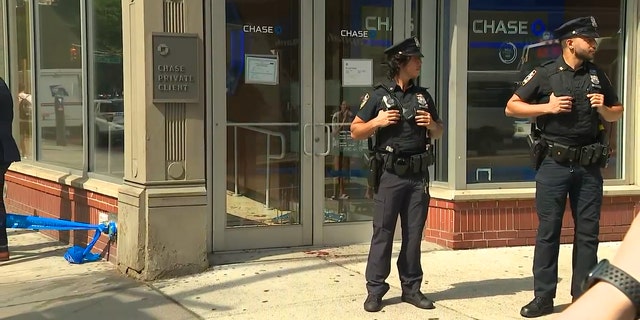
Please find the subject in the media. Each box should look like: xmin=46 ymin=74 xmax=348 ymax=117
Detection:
xmin=1 ymin=230 xmax=621 ymax=320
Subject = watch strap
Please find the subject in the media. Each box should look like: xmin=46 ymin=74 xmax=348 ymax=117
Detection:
xmin=588 ymin=259 xmax=640 ymax=318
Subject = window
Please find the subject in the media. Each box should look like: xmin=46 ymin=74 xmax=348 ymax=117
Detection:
xmin=35 ymin=0 xmax=84 ymax=169
xmin=466 ymin=0 xmax=624 ymax=184
xmin=89 ymin=0 xmax=124 ymax=177
xmin=12 ymin=0 xmax=34 ymax=161
xmin=13 ymin=0 xmax=125 ymax=177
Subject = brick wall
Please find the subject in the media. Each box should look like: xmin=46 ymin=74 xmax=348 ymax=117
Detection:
xmin=6 ymin=168 xmax=639 ymax=256
xmin=4 ymin=170 xmax=118 ymax=262
xmin=425 ymin=196 xmax=640 ymax=249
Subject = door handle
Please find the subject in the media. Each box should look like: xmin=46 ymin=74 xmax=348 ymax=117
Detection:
xmin=317 ymin=124 xmax=331 ymax=156
xmin=303 ymin=123 xmax=313 ymax=156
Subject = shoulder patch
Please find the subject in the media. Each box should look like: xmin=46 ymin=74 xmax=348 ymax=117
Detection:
xmin=521 ymin=70 xmax=537 ymax=86
xmin=359 ymin=93 xmax=370 ymax=109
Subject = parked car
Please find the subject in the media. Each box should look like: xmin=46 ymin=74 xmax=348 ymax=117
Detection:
xmin=467 ymin=71 xmax=520 ymax=156
xmin=94 ymin=99 xmax=124 ymax=146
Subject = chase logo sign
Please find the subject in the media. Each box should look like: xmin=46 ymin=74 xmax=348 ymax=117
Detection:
xmin=243 ymin=24 xmax=283 ymax=35
xmin=340 ymin=29 xmax=377 ymax=38
xmin=471 ymin=18 xmax=547 ymax=37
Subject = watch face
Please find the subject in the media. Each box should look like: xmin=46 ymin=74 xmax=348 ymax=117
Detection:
xmin=583 ymin=259 xmax=610 ymax=291
xmin=590 ymin=259 xmax=610 ymax=277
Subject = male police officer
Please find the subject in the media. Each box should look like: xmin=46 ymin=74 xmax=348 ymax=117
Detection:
xmin=505 ymin=17 xmax=624 ymax=318
xmin=351 ymin=37 xmax=444 ymax=313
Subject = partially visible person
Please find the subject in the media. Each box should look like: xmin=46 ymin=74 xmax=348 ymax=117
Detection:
xmin=331 ymin=100 xmax=354 ymax=200
xmin=505 ymin=16 xmax=623 ymax=318
xmin=555 ymin=213 xmax=640 ymax=320
xmin=17 ymin=83 xmax=32 ymax=159
xmin=0 ymin=77 xmax=22 ymax=261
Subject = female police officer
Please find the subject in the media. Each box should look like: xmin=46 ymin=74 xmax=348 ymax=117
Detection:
xmin=505 ymin=17 xmax=623 ymax=318
xmin=350 ymin=37 xmax=444 ymax=313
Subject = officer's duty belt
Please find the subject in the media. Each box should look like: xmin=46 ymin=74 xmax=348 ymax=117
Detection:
xmin=546 ymin=141 xmax=609 ymax=167
xmin=382 ymin=151 xmax=432 ymax=177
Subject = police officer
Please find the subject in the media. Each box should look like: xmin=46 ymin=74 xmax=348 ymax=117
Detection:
xmin=350 ymin=37 xmax=444 ymax=313
xmin=505 ymin=17 xmax=624 ymax=318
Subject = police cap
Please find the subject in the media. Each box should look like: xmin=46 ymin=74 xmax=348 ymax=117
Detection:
xmin=553 ymin=16 xmax=600 ymax=40
xmin=384 ymin=37 xmax=424 ymax=57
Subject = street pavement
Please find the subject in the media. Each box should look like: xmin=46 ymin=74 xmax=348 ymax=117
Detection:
xmin=0 ymin=229 xmax=621 ymax=320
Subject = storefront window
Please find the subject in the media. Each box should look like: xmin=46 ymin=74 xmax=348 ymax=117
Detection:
xmin=12 ymin=0 xmax=33 ymax=161
xmin=35 ymin=0 xmax=83 ymax=169
xmin=89 ymin=0 xmax=124 ymax=177
xmin=467 ymin=0 xmax=623 ymax=183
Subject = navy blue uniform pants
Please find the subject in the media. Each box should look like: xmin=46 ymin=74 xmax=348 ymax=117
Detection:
xmin=533 ymin=157 xmax=603 ymax=299
xmin=365 ymin=170 xmax=429 ymax=296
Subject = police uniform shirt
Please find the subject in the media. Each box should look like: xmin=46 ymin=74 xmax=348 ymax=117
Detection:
xmin=357 ymin=80 xmax=439 ymax=154
xmin=515 ymin=57 xmax=620 ymax=146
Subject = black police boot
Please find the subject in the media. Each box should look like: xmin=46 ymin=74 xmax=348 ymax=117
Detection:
xmin=401 ymin=291 xmax=435 ymax=309
xmin=520 ymin=296 xmax=554 ymax=318
xmin=363 ymin=294 xmax=383 ymax=312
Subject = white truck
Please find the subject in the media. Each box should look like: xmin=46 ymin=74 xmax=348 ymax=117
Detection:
xmin=36 ymin=69 xmax=83 ymax=132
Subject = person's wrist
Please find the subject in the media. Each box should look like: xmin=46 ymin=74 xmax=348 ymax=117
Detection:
xmin=590 ymin=259 xmax=640 ymax=319
xmin=589 ymin=281 xmax=637 ymax=319
xmin=374 ymin=118 xmax=384 ymax=128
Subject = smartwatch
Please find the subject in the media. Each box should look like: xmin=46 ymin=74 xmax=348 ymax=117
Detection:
xmin=583 ymin=259 xmax=640 ymax=318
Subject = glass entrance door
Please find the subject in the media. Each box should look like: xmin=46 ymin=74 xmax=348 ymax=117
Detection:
xmin=311 ymin=0 xmax=431 ymax=245
xmin=213 ymin=0 xmax=434 ymax=251
xmin=215 ymin=0 xmax=311 ymax=251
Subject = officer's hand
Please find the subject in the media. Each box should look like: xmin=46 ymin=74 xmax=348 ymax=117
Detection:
xmin=547 ymin=92 xmax=573 ymax=114
xmin=415 ymin=109 xmax=433 ymax=128
xmin=587 ymin=93 xmax=605 ymax=109
xmin=375 ymin=109 xmax=400 ymax=127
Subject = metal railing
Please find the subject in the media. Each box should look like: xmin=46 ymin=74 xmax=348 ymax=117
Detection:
xmin=228 ymin=122 xmax=295 ymax=209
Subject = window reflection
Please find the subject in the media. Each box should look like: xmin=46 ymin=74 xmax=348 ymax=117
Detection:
xmin=13 ymin=0 xmax=33 ymax=160
xmin=36 ymin=0 xmax=83 ymax=169
xmin=90 ymin=0 xmax=124 ymax=177
xmin=467 ymin=0 xmax=623 ymax=183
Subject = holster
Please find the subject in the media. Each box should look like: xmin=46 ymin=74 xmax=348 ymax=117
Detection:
xmin=528 ymin=130 xmax=547 ymax=171
xmin=366 ymin=152 xmax=384 ymax=193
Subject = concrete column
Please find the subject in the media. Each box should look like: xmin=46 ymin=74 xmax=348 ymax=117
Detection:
xmin=117 ymin=0 xmax=208 ymax=280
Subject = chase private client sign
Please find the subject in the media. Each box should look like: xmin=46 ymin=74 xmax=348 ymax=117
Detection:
xmin=152 ymin=33 xmax=200 ymax=103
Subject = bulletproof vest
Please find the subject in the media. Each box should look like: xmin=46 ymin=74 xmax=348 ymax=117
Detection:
xmin=372 ymin=83 xmax=428 ymax=154
xmin=536 ymin=60 xmax=600 ymax=145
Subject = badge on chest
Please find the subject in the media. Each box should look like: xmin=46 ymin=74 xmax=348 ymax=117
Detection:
xmin=589 ymin=69 xmax=602 ymax=92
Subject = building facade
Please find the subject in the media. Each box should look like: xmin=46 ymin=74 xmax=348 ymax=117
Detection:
xmin=1 ymin=0 xmax=639 ymax=280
